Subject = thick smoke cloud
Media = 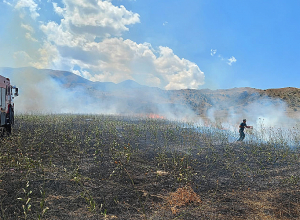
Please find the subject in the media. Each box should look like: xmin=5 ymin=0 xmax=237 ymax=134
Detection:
xmin=3 ymin=68 xmax=95 ymax=113
xmin=204 ymin=91 xmax=298 ymax=132
xmin=0 ymin=67 xmax=199 ymax=122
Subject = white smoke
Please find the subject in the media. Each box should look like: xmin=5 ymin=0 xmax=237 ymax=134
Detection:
xmin=205 ymin=93 xmax=298 ymax=133
xmin=5 ymin=68 xmax=92 ymax=113
xmin=1 ymin=67 xmax=199 ymax=121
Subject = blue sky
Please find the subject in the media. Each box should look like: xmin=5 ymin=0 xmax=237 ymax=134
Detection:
xmin=0 ymin=0 xmax=300 ymax=90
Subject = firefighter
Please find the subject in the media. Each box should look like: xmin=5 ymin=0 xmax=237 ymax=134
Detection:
xmin=237 ymin=119 xmax=252 ymax=141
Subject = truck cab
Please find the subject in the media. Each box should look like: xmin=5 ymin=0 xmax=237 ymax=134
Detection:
xmin=0 ymin=75 xmax=18 ymax=135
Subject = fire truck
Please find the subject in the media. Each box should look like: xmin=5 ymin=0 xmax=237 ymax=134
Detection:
xmin=0 ymin=75 xmax=18 ymax=135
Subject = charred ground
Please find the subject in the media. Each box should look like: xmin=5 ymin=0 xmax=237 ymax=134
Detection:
xmin=0 ymin=114 xmax=300 ymax=219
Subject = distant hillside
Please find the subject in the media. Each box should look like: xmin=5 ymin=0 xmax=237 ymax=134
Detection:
xmin=0 ymin=67 xmax=299 ymax=118
xmin=48 ymin=70 xmax=300 ymax=118
xmin=168 ymin=87 xmax=300 ymax=118
xmin=262 ymin=87 xmax=300 ymax=109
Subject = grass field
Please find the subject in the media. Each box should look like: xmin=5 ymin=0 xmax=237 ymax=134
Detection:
xmin=0 ymin=114 xmax=300 ymax=219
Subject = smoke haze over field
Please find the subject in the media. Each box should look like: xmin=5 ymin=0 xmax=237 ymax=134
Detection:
xmin=2 ymin=68 xmax=98 ymax=113
xmin=2 ymin=67 xmax=299 ymax=133
xmin=1 ymin=67 xmax=200 ymax=121
xmin=207 ymin=97 xmax=296 ymax=129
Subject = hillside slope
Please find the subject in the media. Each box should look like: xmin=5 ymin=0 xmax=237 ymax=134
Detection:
xmin=0 ymin=67 xmax=299 ymax=118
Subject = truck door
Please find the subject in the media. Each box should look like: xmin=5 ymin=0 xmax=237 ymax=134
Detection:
xmin=0 ymin=88 xmax=6 ymax=126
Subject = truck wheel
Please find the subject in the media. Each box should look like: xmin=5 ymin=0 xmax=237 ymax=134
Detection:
xmin=10 ymin=110 xmax=14 ymax=125
xmin=5 ymin=107 xmax=13 ymax=135
xmin=6 ymin=124 xmax=11 ymax=135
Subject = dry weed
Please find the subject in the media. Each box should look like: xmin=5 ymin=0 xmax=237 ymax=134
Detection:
xmin=167 ymin=185 xmax=201 ymax=214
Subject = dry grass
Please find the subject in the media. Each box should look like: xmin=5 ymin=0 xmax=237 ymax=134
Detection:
xmin=167 ymin=185 xmax=201 ymax=214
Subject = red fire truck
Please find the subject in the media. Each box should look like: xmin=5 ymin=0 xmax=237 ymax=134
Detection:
xmin=0 ymin=75 xmax=18 ymax=135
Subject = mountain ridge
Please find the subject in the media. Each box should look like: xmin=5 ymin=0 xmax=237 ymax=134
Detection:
xmin=0 ymin=67 xmax=299 ymax=118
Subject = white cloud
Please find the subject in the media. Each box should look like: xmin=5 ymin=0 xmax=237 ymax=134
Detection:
xmin=21 ymin=23 xmax=34 ymax=32
xmin=40 ymin=21 xmax=86 ymax=47
xmin=10 ymin=0 xmax=206 ymax=90
xmin=53 ymin=0 xmax=140 ymax=37
xmin=25 ymin=32 xmax=38 ymax=41
xmin=210 ymin=49 xmax=217 ymax=56
xmin=21 ymin=23 xmax=38 ymax=41
xmin=211 ymin=49 xmax=237 ymax=66
xmin=15 ymin=0 xmax=40 ymax=19
xmin=47 ymin=36 xmax=204 ymax=89
xmin=155 ymin=47 xmax=204 ymax=90
xmin=3 ymin=0 xmax=13 ymax=6
xmin=52 ymin=2 xmax=65 ymax=16
xmin=228 ymin=56 xmax=237 ymax=66
xmin=29 ymin=42 xmax=61 ymax=69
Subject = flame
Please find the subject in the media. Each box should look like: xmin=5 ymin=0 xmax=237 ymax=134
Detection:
xmin=134 ymin=113 xmax=165 ymax=119
xmin=147 ymin=113 xmax=165 ymax=119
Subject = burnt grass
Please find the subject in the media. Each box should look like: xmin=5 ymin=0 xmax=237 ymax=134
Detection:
xmin=0 ymin=114 xmax=300 ymax=219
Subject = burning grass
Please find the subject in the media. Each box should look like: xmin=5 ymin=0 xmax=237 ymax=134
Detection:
xmin=0 ymin=114 xmax=300 ymax=219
